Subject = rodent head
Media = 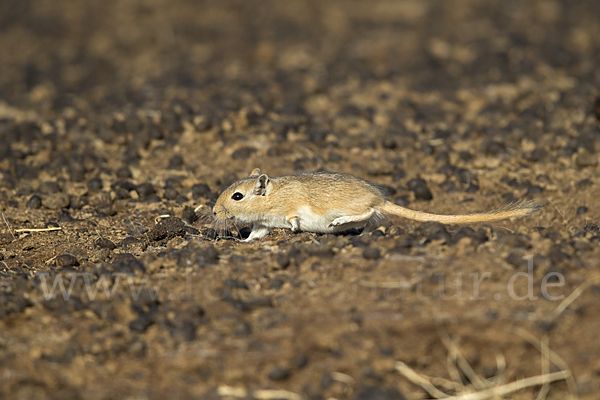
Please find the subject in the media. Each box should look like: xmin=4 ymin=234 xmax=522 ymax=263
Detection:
xmin=213 ymin=168 xmax=272 ymax=223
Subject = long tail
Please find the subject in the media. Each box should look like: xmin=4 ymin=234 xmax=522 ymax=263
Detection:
xmin=379 ymin=199 xmax=541 ymax=224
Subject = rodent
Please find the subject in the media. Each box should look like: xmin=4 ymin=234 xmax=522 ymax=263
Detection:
xmin=212 ymin=168 xmax=540 ymax=242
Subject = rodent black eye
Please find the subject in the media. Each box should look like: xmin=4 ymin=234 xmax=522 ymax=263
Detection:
xmin=231 ymin=192 xmax=244 ymax=201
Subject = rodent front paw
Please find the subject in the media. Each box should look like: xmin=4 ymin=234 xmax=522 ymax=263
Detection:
xmin=329 ymin=217 xmax=345 ymax=227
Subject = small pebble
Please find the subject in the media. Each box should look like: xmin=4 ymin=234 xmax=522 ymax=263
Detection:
xmin=575 ymin=153 xmax=598 ymax=169
xmin=407 ymin=178 xmax=433 ymax=201
xmin=95 ymin=237 xmax=116 ymax=250
xmin=164 ymin=177 xmax=181 ymax=188
xmin=147 ymin=217 xmax=186 ymax=242
xmin=233 ymin=321 xmax=252 ymax=337
xmin=381 ymin=137 xmax=397 ymax=149
xmin=577 ymin=206 xmax=588 ymax=215
xmin=191 ymin=183 xmax=213 ymax=200
xmin=267 ymin=367 xmax=290 ymax=381
xmin=269 ymin=278 xmax=285 ymax=290
xmin=538 ymin=319 xmax=555 ymax=333
xmin=87 ymin=177 xmax=103 ymax=192
xmin=394 ymin=196 xmax=409 ymax=207
xmin=116 ymin=166 xmax=132 ymax=179
xmin=577 ymin=179 xmax=592 ymax=188
xmin=115 ymin=187 xmax=130 ymax=199
xmin=38 ymin=181 xmax=60 ymax=194
xmin=505 ymin=251 xmax=526 ymax=268
xmin=363 ymin=247 xmax=381 ymax=260
xmin=42 ymin=193 xmax=70 ymax=210
xmin=112 ymin=253 xmax=146 ymax=273
xmin=56 ymin=254 xmax=79 ymax=268
xmin=26 ymin=195 xmax=42 ymax=209
xmin=276 ymin=254 xmax=290 ymax=269
xmin=328 ymin=152 xmax=342 ymax=162
xmin=459 ymin=151 xmax=473 ymax=161
xmin=453 ymin=226 xmax=488 ymax=245
xmin=420 ymin=143 xmax=434 ymax=155
xmin=168 ymin=155 xmax=184 ymax=169
xmin=129 ymin=316 xmax=152 ymax=333
xmin=417 ymin=222 xmax=449 ymax=241
xmin=526 ymin=184 xmax=544 ymax=195
xmin=181 ymin=206 xmax=197 ymax=224
xmin=296 ymin=355 xmax=308 ymax=368
xmin=528 ymin=148 xmax=547 ymax=162
xmin=231 ymin=146 xmax=256 ymax=160
xmin=370 ymin=230 xmax=385 ymax=238
xmin=58 ymin=209 xmax=75 ymax=222
xmin=483 ymin=140 xmax=506 ymax=155
xmin=163 ymin=186 xmax=178 ymax=200
xmin=362 ymin=366 xmax=383 ymax=381
xmin=465 ymin=184 xmax=479 ymax=193
xmin=223 ymin=278 xmax=249 ymax=290
xmin=481 ymin=365 xmax=497 ymax=379
xmin=128 ymin=340 xmax=147 ymax=358
xmin=136 ymin=183 xmax=156 ymax=198
xmin=584 ymin=223 xmax=599 ymax=232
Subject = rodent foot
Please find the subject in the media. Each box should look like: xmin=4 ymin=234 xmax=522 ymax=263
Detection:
xmin=288 ymin=217 xmax=299 ymax=232
xmin=245 ymin=224 xmax=270 ymax=241
xmin=329 ymin=217 xmax=348 ymax=227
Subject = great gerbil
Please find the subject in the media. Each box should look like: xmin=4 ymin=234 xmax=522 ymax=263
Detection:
xmin=212 ymin=168 xmax=540 ymax=242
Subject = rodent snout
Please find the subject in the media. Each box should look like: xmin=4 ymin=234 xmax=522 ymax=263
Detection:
xmin=212 ymin=204 xmax=230 ymax=221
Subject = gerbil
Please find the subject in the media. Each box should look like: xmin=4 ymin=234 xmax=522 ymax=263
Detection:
xmin=212 ymin=168 xmax=540 ymax=242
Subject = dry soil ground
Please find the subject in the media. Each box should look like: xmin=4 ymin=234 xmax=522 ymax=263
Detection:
xmin=1 ymin=0 xmax=600 ymax=399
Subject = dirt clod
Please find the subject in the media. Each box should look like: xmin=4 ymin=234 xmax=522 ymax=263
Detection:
xmin=111 ymin=253 xmax=145 ymax=273
xmin=55 ymin=254 xmax=79 ymax=268
xmin=363 ymin=247 xmax=381 ymax=260
xmin=41 ymin=193 xmax=70 ymax=210
xmin=577 ymin=206 xmax=589 ymax=215
xmin=575 ymin=153 xmax=598 ymax=169
xmin=407 ymin=178 xmax=433 ymax=201
xmin=147 ymin=217 xmax=186 ymax=242
xmin=135 ymin=183 xmax=156 ymax=198
xmin=268 ymin=367 xmax=291 ymax=381
xmin=26 ymin=195 xmax=42 ymax=209
xmin=95 ymin=237 xmax=116 ymax=250
xmin=191 ymin=183 xmax=213 ymax=200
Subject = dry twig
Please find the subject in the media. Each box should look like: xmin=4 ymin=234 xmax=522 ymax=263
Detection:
xmin=14 ymin=227 xmax=62 ymax=233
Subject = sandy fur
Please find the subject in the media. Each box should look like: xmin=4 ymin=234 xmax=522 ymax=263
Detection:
xmin=212 ymin=169 xmax=540 ymax=240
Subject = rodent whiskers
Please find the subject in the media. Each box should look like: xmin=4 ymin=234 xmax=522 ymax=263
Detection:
xmin=196 ymin=205 xmax=243 ymax=242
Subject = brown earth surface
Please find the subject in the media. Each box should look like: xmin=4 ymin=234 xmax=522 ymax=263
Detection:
xmin=1 ymin=0 xmax=600 ymax=399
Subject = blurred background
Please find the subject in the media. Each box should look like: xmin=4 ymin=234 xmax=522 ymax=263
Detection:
xmin=2 ymin=2 xmax=600 ymax=399
xmin=1 ymin=0 xmax=598 ymax=115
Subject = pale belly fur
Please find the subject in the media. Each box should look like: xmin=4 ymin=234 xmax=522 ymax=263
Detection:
xmin=296 ymin=206 xmax=335 ymax=232
xmin=255 ymin=207 xmax=375 ymax=233
xmin=295 ymin=206 xmax=371 ymax=233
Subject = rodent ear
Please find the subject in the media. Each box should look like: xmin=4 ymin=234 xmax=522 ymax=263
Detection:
xmin=249 ymin=168 xmax=261 ymax=177
xmin=253 ymin=174 xmax=271 ymax=196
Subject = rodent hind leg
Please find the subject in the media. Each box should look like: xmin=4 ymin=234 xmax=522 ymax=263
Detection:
xmin=329 ymin=209 xmax=377 ymax=228
xmin=244 ymin=224 xmax=271 ymax=242
xmin=287 ymin=216 xmax=299 ymax=232
xmin=359 ymin=215 xmax=380 ymax=236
